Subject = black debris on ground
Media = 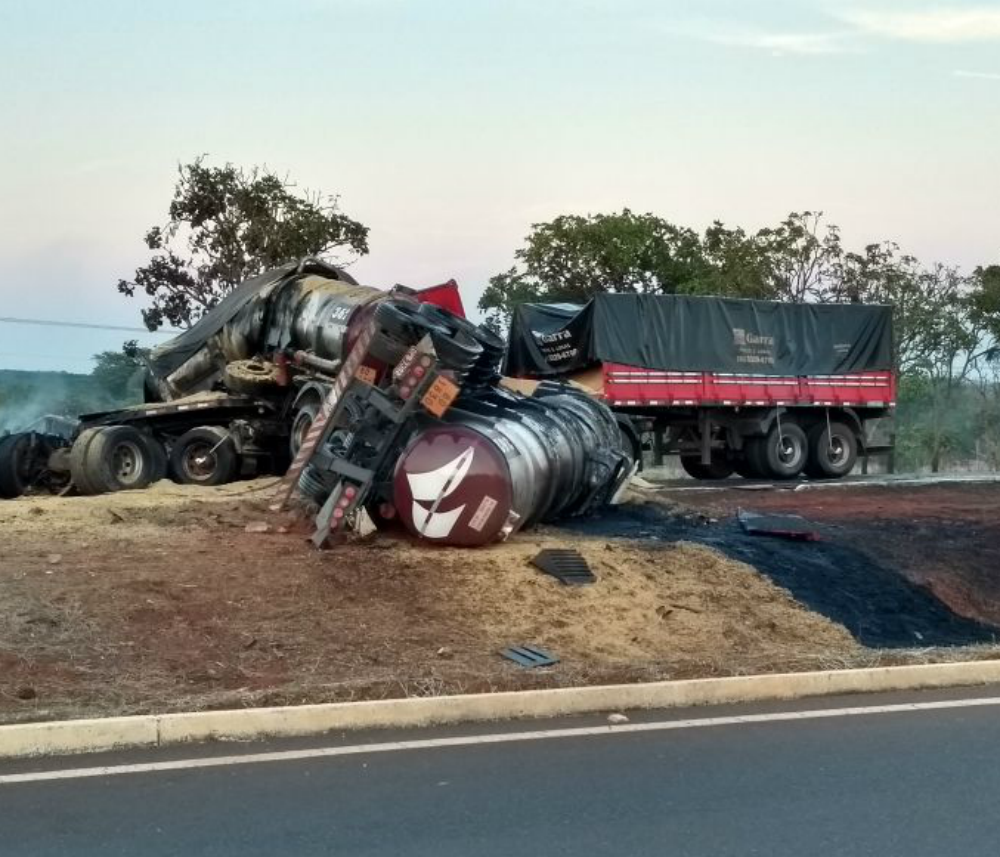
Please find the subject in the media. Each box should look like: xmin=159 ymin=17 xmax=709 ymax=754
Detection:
xmin=737 ymin=509 xmax=820 ymax=541
xmin=556 ymin=504 xmax=997 ymax=649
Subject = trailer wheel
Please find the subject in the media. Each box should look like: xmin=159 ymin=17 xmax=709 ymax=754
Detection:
xmin=748 ymin=422 xmax=808 ymax=480
xmin=71 ymin=426 xmax=166 ymax=494
xmin=170 ymin=427 xmax=239 ymax=486
xmin=805 ymin=422 xmax=858 ymax=479
xmin=680 ymin=455 xmax=734 ymax=480
xmin=0 ymin=433 xmax=33 ymax=498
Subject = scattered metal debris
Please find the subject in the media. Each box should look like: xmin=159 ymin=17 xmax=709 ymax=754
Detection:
xmin=499 ymin=645 xmax=560 ymax=668
xmin=738 ymin=509 xmax=819 ymax=541
xmin=532 ymin=549 xmax=595 ymax=585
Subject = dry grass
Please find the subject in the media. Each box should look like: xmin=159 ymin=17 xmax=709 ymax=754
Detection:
xmin=1 ymin=480 xmax=996 ymax=724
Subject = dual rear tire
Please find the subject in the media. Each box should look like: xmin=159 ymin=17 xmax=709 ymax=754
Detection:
xmin=69 ymin=425 xmax=242 ymax=495
xmin=744 ymin=419 xmax=858 ymax=481
xmin=685 ymin=419 xmax=859 ymax=482
xmin=70 ymin=426 xmax=168 ymax=495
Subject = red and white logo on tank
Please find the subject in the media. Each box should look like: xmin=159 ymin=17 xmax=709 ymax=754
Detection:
xmin=393 ymin=425 xmax=515 ymax=546
xmin=406 ymin=447 xmax=475 ymax=539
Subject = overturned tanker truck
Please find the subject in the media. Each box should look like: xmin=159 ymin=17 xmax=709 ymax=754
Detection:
xmin=0 ymin=259 xmax=635 ymax=547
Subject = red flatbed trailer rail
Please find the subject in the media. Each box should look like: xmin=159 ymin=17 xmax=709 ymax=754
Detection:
xmin=602 ymin=365 xmax=896 ymax=410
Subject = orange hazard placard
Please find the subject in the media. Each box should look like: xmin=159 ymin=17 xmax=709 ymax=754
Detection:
xmin=421 ymin=375 xmax=460 ymax=418
xmin=355 ymin=365 xmax=378 ymax=385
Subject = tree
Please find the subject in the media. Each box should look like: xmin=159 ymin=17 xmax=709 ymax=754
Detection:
xmin=118 ymin=159 xmax=370 ymax=330
xmin=479 ymin=210 xmax=707 ymax=329
xmin=758 ymin=211 xmax=842 ymax=303
xmin=480 ymin=211 xmax=847 ymax=328
xmin=888 ymin=264 xmax=1000 ymax=471
xmin=697 ymin=221 xmax=780 ymax=299
xmin=91 ymin=340 xmax=150 ymax=404
xmin=830 ymin=242 xmax=937 ymax=374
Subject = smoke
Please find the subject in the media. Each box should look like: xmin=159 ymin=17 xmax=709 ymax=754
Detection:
xmin=0 ymin=371 xmax=96 ymax=436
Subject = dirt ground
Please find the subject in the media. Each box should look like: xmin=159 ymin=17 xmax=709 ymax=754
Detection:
xmin=1 ymin=477 xmax=997 ymax=724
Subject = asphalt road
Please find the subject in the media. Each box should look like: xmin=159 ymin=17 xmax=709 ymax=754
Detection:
xmin=3 ymin=689 xmax=1000 ymax=856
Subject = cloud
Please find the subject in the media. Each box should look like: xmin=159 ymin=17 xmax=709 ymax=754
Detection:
xmin=670 ymin=18 xmax=854 ymax=56
xmin=707 ymin=29 xmax=852 ymax=55
xmin=839 ymin=7 xmax=1000 ymax=42
xmin=953 ymin=68 xmax=1000 ymax=80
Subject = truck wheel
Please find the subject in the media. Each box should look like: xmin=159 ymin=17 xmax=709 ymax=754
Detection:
xmin=748 ymin=422 xmax=808 ymax=480
xmin=223 ymin=359 xmax=280 ymax=395
xmin=680 ymin=455 xmax=734 ymax=480
xmin=73 ymin=426 xmax=166 ymax=494
xmin=0 ymin=434 xmax=32 ymax=498
xmin=290 ymin=399 xmax=321 ymax=459
xmin=69 ymin=428 xmax=107 ymax=495
xmin=95 ymin=426 xmax=166 ymax=492
xmin=170 ymin=427 xmax=239 ymax=486
xmin=805 ymin=422 xmax=858 ymax=479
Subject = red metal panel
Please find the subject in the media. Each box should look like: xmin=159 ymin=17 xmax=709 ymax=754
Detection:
xmin=413 ymin=280 xmax=466 ymax=318
xmin=602 ymin=363 xmax=895 ymax=408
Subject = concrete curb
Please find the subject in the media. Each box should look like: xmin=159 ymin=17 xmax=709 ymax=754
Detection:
xmin=3 ymin=660 xmax=1000 ymax=759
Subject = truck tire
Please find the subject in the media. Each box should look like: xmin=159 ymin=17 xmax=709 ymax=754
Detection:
xmin=680 ymin=455 xmax=734 ymax=480
xmin=747 ymin=421 xmax=808 ymax=480
xmin=0 ymin=433 xmax=31 ymax=498
xmin=290 ymin=398 xmax=321 ymax=459
xmin=68 ymin=427 xmax=107 ymax=495
xmin=73 ymin=426 xmax=166 ymax=494
xmin=170 ymin=427 xmax=239 ymax=486
xmin=805 ymin=421 xmax=858 ymax=479
xmin=223 ymin=359 xmax=281 ymax=395
xmin=368 ymin=330 xmax=409 ymax=365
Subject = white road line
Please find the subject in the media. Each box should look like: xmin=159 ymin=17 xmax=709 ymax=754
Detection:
xmin=4 ymin=695 xmax=1000 ymax=785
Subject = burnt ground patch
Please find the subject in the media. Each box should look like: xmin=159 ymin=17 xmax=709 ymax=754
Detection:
xmin=557 ymin=503 xmax=997 ymax=649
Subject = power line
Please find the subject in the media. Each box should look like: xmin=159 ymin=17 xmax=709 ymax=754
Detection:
xmin=0 ymin=352 xmax=96 ymax=362
xmin=0 ymin=316 xmax=180 ymax=335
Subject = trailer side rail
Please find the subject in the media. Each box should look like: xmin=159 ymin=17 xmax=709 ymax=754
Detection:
xmin=603 ymin=364 xmax=896 ymax=409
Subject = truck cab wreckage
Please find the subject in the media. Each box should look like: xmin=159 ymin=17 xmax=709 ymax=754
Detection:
xmin=0 ymin=259 xmax=636 ymax=547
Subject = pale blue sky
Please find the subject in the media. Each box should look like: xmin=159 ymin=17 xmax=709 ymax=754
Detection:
xmin=1 ymin=0 xmax=997 ymax=371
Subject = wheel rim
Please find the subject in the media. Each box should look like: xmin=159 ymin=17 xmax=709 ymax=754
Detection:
xmin=182 ymin=442 xmax=217 ymax=482
xmin=827 ymin=436 xmax=848 ymax=466
xmin=776 ymin=435 xmax=803 ymax=469
xmin=112 ymin=441 xmax=144 ymax=486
